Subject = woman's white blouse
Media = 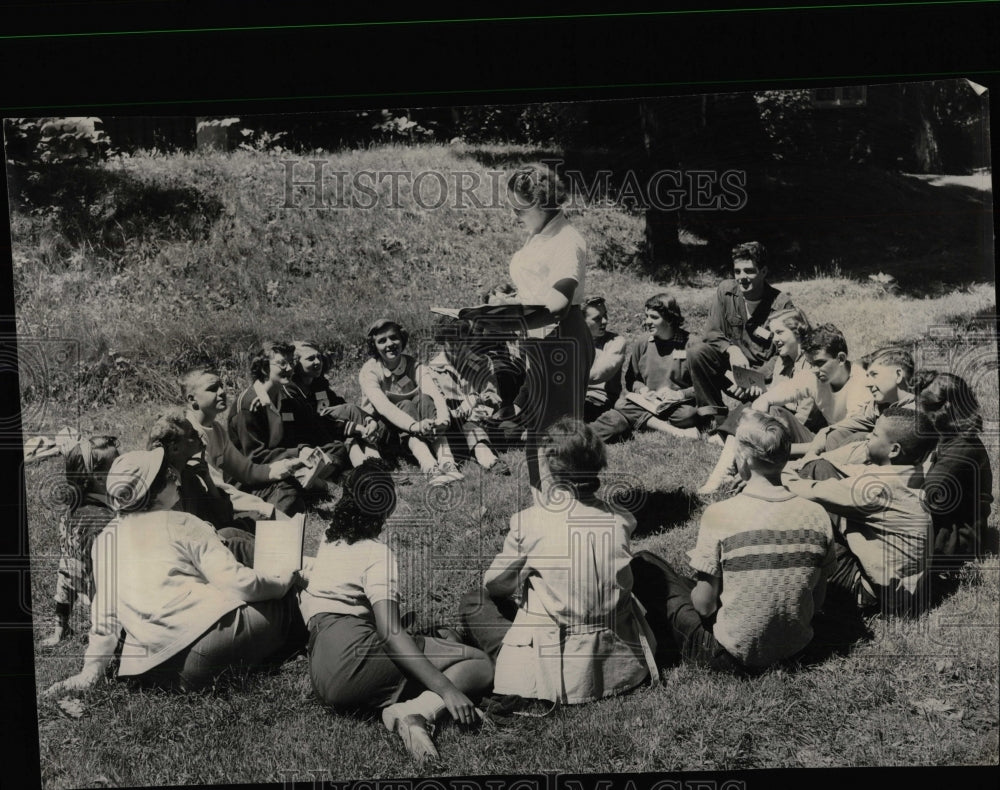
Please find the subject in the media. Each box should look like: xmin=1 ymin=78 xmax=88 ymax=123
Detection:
xmin=509 ymin=211 xmax=587 ymax=308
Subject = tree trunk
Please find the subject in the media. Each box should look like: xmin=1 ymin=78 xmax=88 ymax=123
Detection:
xmin=909 ymin=84 xmax=943 ymax=173
xmin=639 ymin=99 xmax=682 ymax=274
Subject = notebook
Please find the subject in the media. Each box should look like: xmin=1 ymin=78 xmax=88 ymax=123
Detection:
xmin=253 ymin=513 xmax=305 ymax=577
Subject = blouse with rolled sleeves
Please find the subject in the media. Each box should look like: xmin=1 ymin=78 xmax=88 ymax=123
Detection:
xmin=358 ymin=353 xmax=450 ymax=430
xmin=83 ymin=510 xmax=292 ymax=677
xmin=509 ymin=211 xmax=587 ymax=337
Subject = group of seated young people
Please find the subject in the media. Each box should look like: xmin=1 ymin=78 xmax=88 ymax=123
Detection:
xmin=40 ymin=240 xmax=993 ymax=768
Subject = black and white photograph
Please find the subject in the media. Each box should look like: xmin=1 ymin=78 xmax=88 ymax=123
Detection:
xmin=2 ymin=5 xmax=998 ymax=789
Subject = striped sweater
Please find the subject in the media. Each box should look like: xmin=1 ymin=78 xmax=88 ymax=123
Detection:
xmin=688 ymin=489 xmax=835 ymax=667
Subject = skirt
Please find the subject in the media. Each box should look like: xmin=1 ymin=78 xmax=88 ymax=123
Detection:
xmin=306 ymin=611 xmax=426 ymax=712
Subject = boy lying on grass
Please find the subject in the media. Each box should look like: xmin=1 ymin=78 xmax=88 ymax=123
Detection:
xmin=42 ymin=435 xmax=120 ymax=647
xmin=782 ymin=405 xmax=936 ymax=616
xmin=631 ymin=410 xmax=835 ymax=674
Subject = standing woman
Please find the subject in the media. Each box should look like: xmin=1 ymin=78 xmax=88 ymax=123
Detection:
xmin=503 ymin=163 xmax=595 ymax=497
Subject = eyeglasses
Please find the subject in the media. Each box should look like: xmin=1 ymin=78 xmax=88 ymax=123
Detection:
xmin=270 ymin=358 xmax=294 ymax=369
xmin=584 ymin=296 xmax=606 ymax=308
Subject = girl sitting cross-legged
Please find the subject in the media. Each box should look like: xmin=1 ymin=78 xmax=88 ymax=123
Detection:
xmin=358 ymin=318 xmax=464 ymax=488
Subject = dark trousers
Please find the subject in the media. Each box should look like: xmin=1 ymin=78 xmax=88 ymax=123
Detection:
xmin=457 ymin=587 xmax=519 ymax=663
xmin=514 ymin=308 xmax=595 ymax=489
xmin=629 ymin=551 xmax=748 ymax=674
xmin=590 ymin=401 xmax=701 ymax=444
xmin=686 ymin=338 xmax=735 ymax=413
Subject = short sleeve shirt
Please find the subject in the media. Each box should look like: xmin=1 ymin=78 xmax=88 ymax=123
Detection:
xmin=509 ymin=211 xmax=587 ymax=307
xmin=298 ymin=538 xmax=400 ymax=625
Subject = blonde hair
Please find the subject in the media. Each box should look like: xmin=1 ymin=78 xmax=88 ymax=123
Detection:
xmin=768 ymin=307 xmax=811 ymax=340
xmin=735 ymin=410 xmax=790 ymax=472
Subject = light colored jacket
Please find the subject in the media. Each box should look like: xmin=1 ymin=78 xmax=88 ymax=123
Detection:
xmin=484 ymin=498 xmax=653 ymax=704
xmin=84 ymin=510 xmax=291 ymax=676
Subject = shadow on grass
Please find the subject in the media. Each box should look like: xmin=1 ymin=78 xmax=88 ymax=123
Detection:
xmin=11 ymin=162 xmax=224 ymax=257
xmin=608 ymin=487 xmax=702 ymax=537
xmin=796 ymin=604 xmax=876 ymax=666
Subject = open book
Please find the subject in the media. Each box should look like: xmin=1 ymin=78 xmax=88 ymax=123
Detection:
xmin=624 ymin=391 xmax=677 ymax=416
xmin=294 ymin=446 xmax=333 ymax=490
xmin=730 ymin=365 xmax=767 ymax=391
xmin=253 ymin=513 xmax=305 ymax=577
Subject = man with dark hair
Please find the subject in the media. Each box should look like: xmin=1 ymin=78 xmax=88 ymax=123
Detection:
xmin=750 ymin=322 xmax=872 ymax=458
xmin=686 ymin=241 xmax=794 ymax=424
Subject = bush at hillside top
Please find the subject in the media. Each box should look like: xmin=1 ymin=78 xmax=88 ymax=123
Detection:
xmin=5 ymin=117 xmax=110 ymax=168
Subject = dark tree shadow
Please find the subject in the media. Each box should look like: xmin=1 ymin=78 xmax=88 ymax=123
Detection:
xmin=10 ymin=162 xmax=224 ymax=256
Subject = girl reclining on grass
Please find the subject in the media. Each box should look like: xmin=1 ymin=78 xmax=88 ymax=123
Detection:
xmin=298 ymin=459 xmax=492 ymax=767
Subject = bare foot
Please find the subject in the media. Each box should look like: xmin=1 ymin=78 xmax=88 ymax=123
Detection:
xmin=382 ymin=707 xmax=439 ymax=766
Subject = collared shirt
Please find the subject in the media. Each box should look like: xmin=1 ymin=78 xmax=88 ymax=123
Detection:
xmin=509 ymin=211 xmax=587 ymax=307
xmin=782 ymin=463 xmax=931 ymax=603
xmin=702 ymin=280 xmax=795 ymax=367
xmin=358 ymin=353 xmax=449 ymax=430
xmin=484 ymin=497 xmax=650 ymax=704
xmin=298 ymin=537 xmax=399 ymax=626
xmin=425 ymin=346 xmax=500 ymax=407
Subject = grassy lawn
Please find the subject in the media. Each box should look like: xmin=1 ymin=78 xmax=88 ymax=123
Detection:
xmin=13 ymin=145 xmax=999 ymax=785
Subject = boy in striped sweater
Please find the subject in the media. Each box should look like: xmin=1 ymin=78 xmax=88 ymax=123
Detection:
xmin=633 ymin=410 xmax=835 ymax=673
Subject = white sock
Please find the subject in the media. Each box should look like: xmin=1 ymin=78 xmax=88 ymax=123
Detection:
xmin=407 ymin=690 xmax=447 ymax=722
xmin=473 ymin=442 xmax=497 ymax=467
xmin=434 ymin=438 xmax=456 ymax=468
xmin=348 ymin=443 xmax=366 ymax=467
xmin=706 ymin=437 xmax=738 ymax=482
